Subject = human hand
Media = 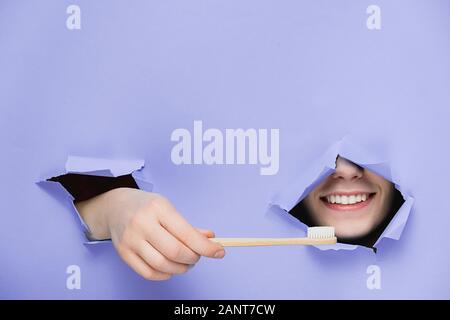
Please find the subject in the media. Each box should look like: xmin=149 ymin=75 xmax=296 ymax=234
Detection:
xmin=75 ymin=188 xmax=225 ymax=280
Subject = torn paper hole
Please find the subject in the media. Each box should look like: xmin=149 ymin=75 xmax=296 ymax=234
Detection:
xmin=37 ymin=156 xmax=153 ymax=244
xmin=269 ymin=138 xmax=414 ymax=251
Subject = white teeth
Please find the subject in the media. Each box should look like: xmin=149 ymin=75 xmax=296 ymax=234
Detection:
xmin=349 ymin=195 xmax=356 ymax=204
xmin=324 ymin=193 xmax=371 ymax=205
xmin=341 ymin=196 xmax=348 ymax=204
xmin=327 ymin=195 xmax=336 ymax=203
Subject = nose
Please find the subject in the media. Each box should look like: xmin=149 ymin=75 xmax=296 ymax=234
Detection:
xmin=332 ymin=157 xmax=363 ymax=181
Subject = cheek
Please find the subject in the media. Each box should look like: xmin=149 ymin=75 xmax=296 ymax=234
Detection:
xmin=302 ymin=195 xmax=325 ymax=223
xmin=304 ymin=196 xmax=331 ymax=225
xmin=367 ymin=174 xmax=395 ymax=210
xmin=378 ymin=181 xmax=395 ymax=213
xmin=303 ymin=194 xmax=316 ymax=211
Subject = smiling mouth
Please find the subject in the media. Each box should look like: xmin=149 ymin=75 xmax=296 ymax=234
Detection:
xmin=320 ymin=193 xmax=376 ymax=211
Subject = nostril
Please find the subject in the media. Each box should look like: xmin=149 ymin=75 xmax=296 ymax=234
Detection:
xmin=332 ymin=170 xmax=363 ymax=181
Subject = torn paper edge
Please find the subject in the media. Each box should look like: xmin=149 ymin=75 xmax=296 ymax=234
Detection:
xmin=268 ymin=137 xmax=414 ymax=251
xmin=36 ymin=156 xmax=153 ymax=244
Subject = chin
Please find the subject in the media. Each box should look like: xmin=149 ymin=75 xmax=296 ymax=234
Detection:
xmin=333 ymin=224 xmax=374 ymax=240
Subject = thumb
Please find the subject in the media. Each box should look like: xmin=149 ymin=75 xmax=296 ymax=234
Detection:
xmin=195 ymin=228 xmax=215 ymax=238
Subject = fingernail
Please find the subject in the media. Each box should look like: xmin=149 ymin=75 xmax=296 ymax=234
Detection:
xmin=214 ymin=250 xmax=225 ymax=259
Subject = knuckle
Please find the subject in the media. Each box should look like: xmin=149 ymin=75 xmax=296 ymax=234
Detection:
xmin=157 ymin=274 xmax=172 ymax=281
xmin=129 ymin=214 xmax=155 ymax=237
xmin=183 ymin=250 xmax=200 ymax=264
xmin=141 ymin=269 xmax=157 ymax=281
xmin=204 ymin=246 xmax=218 ymax=257
xmin=129 ymin=211 xmax=147 ymax=230
xmin=166 ymin=244 xmax=183 ymax=261
xmin=149 ymin=194 xmax=173 ymax=213
xmin=192 ymin=242 xmax=210 ymax=256
xmin=176 ymin=264 xmax=190 ymax=274
xmin=152 ymin=255 xmax=167 ymax=271
xmin=120 ymin=228 xmax=136 ymax=247
xmin=116 ymin=243 xmax=130 ymax=260
xmin=191 ymin=253 xmax=201 ymax=264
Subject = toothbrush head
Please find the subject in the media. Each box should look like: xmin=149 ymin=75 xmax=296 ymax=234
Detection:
xmin=307 ymin=226 xmax=336 ymax=240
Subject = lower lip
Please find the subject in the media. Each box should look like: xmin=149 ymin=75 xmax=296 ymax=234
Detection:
xmin=321 ymin=194 xmax=374 ymax=211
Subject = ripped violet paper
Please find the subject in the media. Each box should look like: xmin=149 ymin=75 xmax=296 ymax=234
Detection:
xmin=269 ymin=137 xmax=415 ymax=251
xmin=37 ymin=156 xmax=153 ymax=244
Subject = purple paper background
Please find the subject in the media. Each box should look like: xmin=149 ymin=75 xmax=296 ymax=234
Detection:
xmin=1 ymin=0 xmax=450 ymax=299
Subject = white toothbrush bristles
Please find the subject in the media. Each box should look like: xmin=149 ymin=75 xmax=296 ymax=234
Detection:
xmin=307 ymin=226 xmax=335 ymax=239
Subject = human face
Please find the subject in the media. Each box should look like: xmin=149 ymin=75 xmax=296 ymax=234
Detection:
xmin=304 ymin=157 xmax=395 ymax=239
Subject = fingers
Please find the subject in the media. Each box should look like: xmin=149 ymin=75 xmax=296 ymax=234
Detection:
xmin=137 ymin=241 xmax=191 ymax=275
xmin=108 ymin=191 xmax=225 ymax=281
xmin=120 ymin=250 xmax=172 ymax=281
xmin=145 ymin=224 xmax=200 ymax=265
xmin=159 ymin=210 xmax=225 ymax=259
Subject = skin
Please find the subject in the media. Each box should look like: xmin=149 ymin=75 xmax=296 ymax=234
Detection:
xmin=75 ymin=188 xmax=225 ymax=281
xmin=304 ymin=157 xmax=395 ymax=240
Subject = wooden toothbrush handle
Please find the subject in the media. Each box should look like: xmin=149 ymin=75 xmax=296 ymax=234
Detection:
xmin=210 ymin=237 xmax=337 ymax=247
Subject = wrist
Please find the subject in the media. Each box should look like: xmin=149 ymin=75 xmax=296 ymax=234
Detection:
xmin=75 ymin=193 xmax=113 ymax=240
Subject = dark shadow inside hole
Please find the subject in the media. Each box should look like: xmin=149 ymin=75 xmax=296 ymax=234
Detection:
xmin=289 ymin=189 xmax=404 ymax=249
xmin=48 ymin=173 xmax=139 ymax=202
xmin=289 ymin=158 xmax=405 ymax=249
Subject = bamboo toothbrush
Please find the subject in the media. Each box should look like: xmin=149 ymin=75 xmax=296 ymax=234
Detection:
xmin=210 ymin=226 xmax=337 ymax=247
